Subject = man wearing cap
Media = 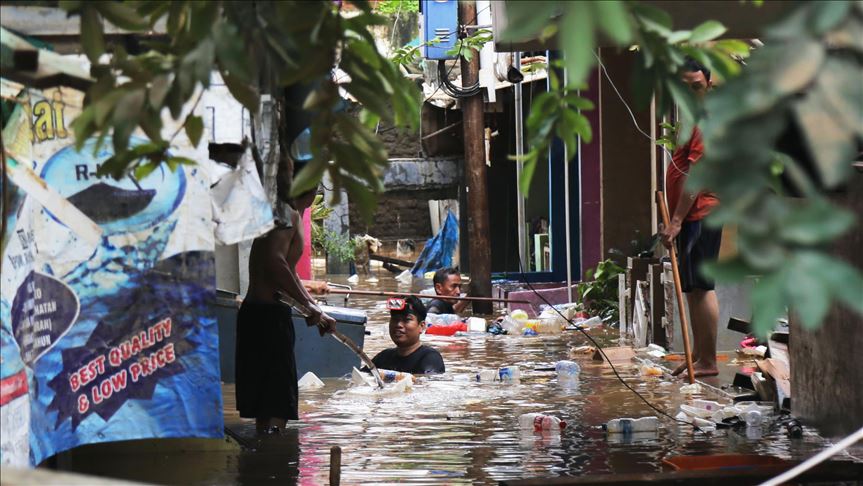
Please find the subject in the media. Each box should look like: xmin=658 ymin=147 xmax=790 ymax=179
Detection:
xmin=372 ymin=296 xmax=445 ymax=374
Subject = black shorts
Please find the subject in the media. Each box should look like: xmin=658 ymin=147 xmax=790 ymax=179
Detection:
xmin=677 ymin=220 xmax=722 ymax=293
xmin=235 ymin=301 xmax=298 ymax=420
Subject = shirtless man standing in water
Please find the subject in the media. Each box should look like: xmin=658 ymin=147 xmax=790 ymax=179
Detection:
xmin=236 ymin=186 xmax=336 ymax=434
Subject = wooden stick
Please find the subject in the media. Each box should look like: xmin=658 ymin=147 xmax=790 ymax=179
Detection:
xmin=329 ymin=446 xmax=341 ymax=486
xmin=368 ymin=254 xmax=415 ymax=267
xmin=324 ymin=287 xmax=530 ymax=304
xmin=656 ymin=191 xmax=696 ymax=384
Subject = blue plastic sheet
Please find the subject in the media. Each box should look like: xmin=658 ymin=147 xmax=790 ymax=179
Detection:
xmin=411 ymin=211 xmax=459 ymax=277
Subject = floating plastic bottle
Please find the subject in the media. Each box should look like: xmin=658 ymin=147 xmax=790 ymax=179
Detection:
xmin=500 ymin=316 xmax=523 ymax=334
xmin=378 ymin=368 xmax=414 ymax=383
xmin=744 ymin=410 xmax=763 ymax=427
xmin=498 ymin=366 xmax=521 ymax=382
xmin=519 ymin=413 xmax=567 ymax=432
xmin=475 ymin=369 xmax=498 ymax=382
xmin=605 ymin=416 xmax=659 ymax=434
xmin=555 ymin=360 xmax=581 ymax=384
xmin=474 ymin=366 xmax=521 ymax=383
xmin=426 ymin=313 xmax=461 ymax=326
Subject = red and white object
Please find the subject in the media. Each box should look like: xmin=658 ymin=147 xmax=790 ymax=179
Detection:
xmin=519 ymin=413 xmax=567 ymax=432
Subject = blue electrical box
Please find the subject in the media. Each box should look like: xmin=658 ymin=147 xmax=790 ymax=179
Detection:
xmin=422 ymin=0 xmax=459 ymax=60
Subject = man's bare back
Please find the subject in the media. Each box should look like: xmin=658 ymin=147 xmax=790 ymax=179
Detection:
xmin=247 ymin=210 xmax=304 ymax=304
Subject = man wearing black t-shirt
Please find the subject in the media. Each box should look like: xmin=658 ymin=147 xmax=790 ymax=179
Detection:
xmin=426 ymin=267 xmax=468 ymax=315
xmin=372 ymin=296 xmax=445 ymax=374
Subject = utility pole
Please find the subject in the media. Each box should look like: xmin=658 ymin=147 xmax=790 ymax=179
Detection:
xmin=459 ymin=0 xmax=492 ymax=314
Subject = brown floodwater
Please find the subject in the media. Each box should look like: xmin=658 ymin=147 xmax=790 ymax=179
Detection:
xmin=55 ymin=271 xmax=860 ymax=485
xmin=224 ymin=273 xmax=855 ymax=485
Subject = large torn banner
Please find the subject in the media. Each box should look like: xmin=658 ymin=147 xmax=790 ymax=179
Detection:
xmin=1 ymin=80 xmax=231 ymax=466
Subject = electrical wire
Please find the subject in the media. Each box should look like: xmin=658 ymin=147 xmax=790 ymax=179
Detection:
xmin=422 ymin=3 xmax=490 ymax=103
xmin=593 ymin=51 xmax=691 ymax=179
xmin=494 ymin=49 xmax=700 ymax=434
xmin=516 ymin=265 xmax=706 ymax=433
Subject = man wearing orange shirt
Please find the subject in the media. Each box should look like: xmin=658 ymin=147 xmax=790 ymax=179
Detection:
xmin=661 ymin=59 xmax=721 ymax=378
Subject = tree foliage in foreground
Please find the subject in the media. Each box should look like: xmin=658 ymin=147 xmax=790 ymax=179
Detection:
xmin=502 ymin=1 xmax=863 ymax=335
xmin=56 ymin=0 xmax=863 ymax=335
xmin=59 ymin=0 xmax=419 ymax=221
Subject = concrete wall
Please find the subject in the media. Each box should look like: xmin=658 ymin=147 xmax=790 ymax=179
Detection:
xmin=347 ymin=158 xmax=461 ymax=241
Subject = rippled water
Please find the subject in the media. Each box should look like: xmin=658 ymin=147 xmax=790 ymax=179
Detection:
xmin=235 ymin=273 xmax=846 ymax=485
xmin=59 ymin=271 xmax=859 ymax=485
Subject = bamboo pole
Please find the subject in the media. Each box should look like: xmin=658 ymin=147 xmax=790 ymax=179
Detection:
xmin=656 ymin=191 xmax=696 ymax=384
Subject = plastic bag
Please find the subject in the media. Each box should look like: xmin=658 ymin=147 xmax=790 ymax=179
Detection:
xmin=210 ymin=149 xmax=274 ymax=244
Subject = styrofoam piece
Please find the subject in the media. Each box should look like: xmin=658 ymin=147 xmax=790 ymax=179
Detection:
xmin=467 ymin=317 xmax=487 ymax=333
xmin=298 ymin=371 xmax=325 ymax=390
xmin=679 ymin=383 xmax=703 ymax=394
xmin=396 ymin=270 xmax=413 ymax=284
xmin=680 ymin=404 xmax=714 ymax=419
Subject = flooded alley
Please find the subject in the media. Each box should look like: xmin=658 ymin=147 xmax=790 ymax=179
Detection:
xmin=52 ymin=274 xmax=859 ymax=485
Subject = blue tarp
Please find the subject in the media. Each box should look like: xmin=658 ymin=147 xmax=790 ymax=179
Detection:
xmin=411 ymin=211 xmax=459 ymax=277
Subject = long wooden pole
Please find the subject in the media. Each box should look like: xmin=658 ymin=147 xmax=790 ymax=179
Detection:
xmin=325 ymin=288 xmax=530 ymax=304
xmin=329 ymin=446 xmax=341 ymax=486
xmin=656 ymin=190 xmax=696 ymax=384
xmin=459 ymin=0 xmax=493 ymax=315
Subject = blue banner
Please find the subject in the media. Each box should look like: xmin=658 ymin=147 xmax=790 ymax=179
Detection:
xmin=1 ymin=86 xmax=223 ymax=466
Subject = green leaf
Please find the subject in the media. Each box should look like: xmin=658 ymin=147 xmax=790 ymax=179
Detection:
xmin=750 ymin=273 xmax=787 ymax=337
xmin=665 ymin=79 xmax=697 ymax=127
xmin=134 ymin=160 xmax=160 ymax=181
xmin=184 ymin=115 xmax=204 ymax=147
xmin=164 ymin=157 xmax=189 ymax=171
xmin=70 ymin=106 xmax=96 ymax=151
xmin=809 ymin=0 xmax=852 ymax=34
xmin=778 ymin=200 xmax=856 ymax=245
xmin=290 ymin=156 xmax=328 ymax=197
xmin=500 ymin=1 xmax=558 ymax=42
xmin=341 ymin=176 xmax=379 ymax=224
xmin=666 ymin=30 xmax=691 ymax=44
xmin=593 ymin=1 xmax=632 ymax=44
xmin=564 ymin=94 xmax=595 ymax=110
xmin=571 ymin=112 xmax=592 ymax=143
xmin=214 ymin=21 xmax=255 ymax=82
xmin=786 ymin=253 xmax=832 ymax=329
xmin=81 ymin=4 xmax=106 ymax=63
xmin=632 ymin=3 xmax=672 ymax=36
xmin=702 ymin=258 xmax=754 ymax=283
xmin=148 ymin=74 xmax=173 ymax=107
xmin=348 ymin=39 xmax=382 ymax=70
xmin=221 ymin=69 xmax=259 ymax=113
xmin=688 ymin=20 xmax=727 ymax=43
xmin=95 ymin=1 xmax=149 ymax=31
xmin=714 ymin=39 xmax=751 ymax=57
xmin=561 ymin=2 xmax=594 ymax=87
xmin=519 ymin=149 xmax=540 ymax=196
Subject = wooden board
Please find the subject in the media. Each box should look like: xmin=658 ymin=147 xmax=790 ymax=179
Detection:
xmin=593 ymin=346 xmax=636 ymax=366
xmin=756 ymin=358 xmax=791 ymax=402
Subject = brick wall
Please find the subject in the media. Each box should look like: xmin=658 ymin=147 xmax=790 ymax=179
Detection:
xmin=349 ymin=187 xmax=458 ymax=240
